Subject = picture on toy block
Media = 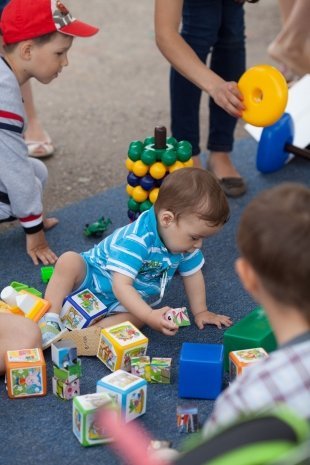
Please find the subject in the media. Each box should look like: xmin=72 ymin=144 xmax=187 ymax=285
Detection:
xmin=97 ymin=339 xmax=117 ymax=371
xmin=5 ymin=348 xmax=46 ymax=398
xmin=165 ymin=307 xmax=190 ymax=327
xmin=109 ymin=323 xmax=142 ymax=344
xmin=150 ymin=357 xmax=172 ymax=384
xmin=122 ymin=346 xmax=149 ymax=372
xmin=73 ymin=392 xmax=118 ymax=446
xmin=52 ymin=377 xmax=80 ymax=400
xmin=52 ymin=340 xmax=78 ymax=368
xmin=177 ymin=405 xmax=199 ymax=433
xmin=130 ymin=356 xmax=151 ymax=381
xmin=61 ymin=289 xmax=107 ymax=330
xmin=128 ymin=389 xmax=145 ymax=418
xmin=61 ymin=305 xmax=83 ymax=329
xmin=229 ymin=347 xmax=269 ymax=382
xmin=11 ymin=367 xmax=43 ymax=397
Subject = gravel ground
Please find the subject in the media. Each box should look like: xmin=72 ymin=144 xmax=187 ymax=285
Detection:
xmin=0 ymin=0 xmax=281 ymax=230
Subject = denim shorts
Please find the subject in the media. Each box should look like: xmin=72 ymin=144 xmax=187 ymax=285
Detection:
xmin=74 ymin=258 xmax=127 ymax=316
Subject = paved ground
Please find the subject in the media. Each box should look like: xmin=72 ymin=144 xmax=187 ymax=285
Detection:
xmin=1 ymin=0 xmax=281 ymax=229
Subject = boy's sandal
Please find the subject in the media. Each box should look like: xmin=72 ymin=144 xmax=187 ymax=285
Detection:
xmin=26 ymin=136 xmax=54 ymax=158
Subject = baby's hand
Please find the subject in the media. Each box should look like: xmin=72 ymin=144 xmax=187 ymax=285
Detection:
xmin=194 ymin=310 xmax=232 ymax=330
xmin=26 ymin=230 xmax=58 ymax=265
xmin=146 ymin=306 xmax=179 ymax=336
xmin=209 ymin=80 xmax=245 ymax=118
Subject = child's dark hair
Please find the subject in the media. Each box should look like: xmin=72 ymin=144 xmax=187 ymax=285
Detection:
xmin=237 ymin=183 xmax=310 ymax=322
xmin=154 ymin=167 xmax=229 ymax=226
xmin=2 ymin=31 xmax=59 ymax=53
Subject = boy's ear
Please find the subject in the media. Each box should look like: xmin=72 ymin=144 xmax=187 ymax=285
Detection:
xmin=19 ymin=41 xmax=33 ymax=61
xmin=235 ymin=257 xmax=261 ymax=297
xmin=158 ymin=210 xmax=175 ymax=228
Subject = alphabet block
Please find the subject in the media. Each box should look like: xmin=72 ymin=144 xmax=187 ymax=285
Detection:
xmin=73 ymin=392 xmax=118 ymax=446
xmin=97 ymin=321 xmax=148 ymax=372
xmin=60 ymin=288 xmax=107 ymax=330
xmin=5 ymin=348 xmax=47 ymax=398
xmin=229 ymin=347 xmax=269 ymax=382
xmin=97 ymin=369 xmax=147 ymax=422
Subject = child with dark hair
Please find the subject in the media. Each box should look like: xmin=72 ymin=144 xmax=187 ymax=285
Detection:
xmin=44 ymin=167 xmax=232 ymax=353
xmin=203 ymin=182 xmax=310 ymax=436
xmin=0 ymin=0 xmax=98 ymax=264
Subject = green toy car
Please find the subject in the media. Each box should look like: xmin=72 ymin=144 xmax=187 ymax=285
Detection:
xmin=83 ymin=217 xmax=112 ymax=238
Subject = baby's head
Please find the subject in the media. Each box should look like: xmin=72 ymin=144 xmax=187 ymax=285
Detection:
xmin=154 ymin=168 xmax=229 ymax=254
xmin=236 ymin=183 xmax=310 ymax=322
xmin=0 ymin=0 xmax=98 ymax=83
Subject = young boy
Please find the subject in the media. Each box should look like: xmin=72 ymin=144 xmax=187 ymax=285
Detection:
xmin=203 ymin=182 xmax=310 ymax=436
xmin=0 ymin=0 xmax=98 ymax=265
xmin=43 ymin=168 xmax=232 ymax=354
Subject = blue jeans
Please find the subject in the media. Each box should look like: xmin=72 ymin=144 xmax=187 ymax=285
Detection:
xmin=170 ymin=0 xmax=246 ymax=155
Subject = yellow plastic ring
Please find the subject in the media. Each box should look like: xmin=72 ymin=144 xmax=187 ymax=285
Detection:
xmin=238 ymin=64 xmax=288 ymax=127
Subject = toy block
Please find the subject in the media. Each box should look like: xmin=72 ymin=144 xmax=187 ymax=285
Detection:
xmin=60 ymin=288 xmax=108 ymax=330
xmin=15 ymin=291 xmax=50 ymax=322
xmin=72 ymin=392 xmax=119 ymax=446
xmin=229 ymin=347 xmax=269 ymax=382
xmin=97 ymin=369 xmax=147 ymax=422
xmin=5 ymin=348 xmax=47 ymax=399
xmin=52 ymin=377 xmax=80 ymax=400
xmin=0 ymin=286 xmax=50 ymax=322
xmin=97 ymin=321 xmax=148 ymax=372
xmin=53 ymin=359 xmax=82 ymax=383
xmin=179 ymin=343 xmax=224 ymax=399
xmin=40 ymin=265 xmax=54 ymax=284
xmin=150 ymin=357 xmax=172 ymax=383
xmin=165 ymin=307 xmax=190 ymax=327
xmin=10 ymin=281 xmax=42 ymax=297
xmin=177 ymin=405 xmax=199 ymax=433
xmin=51 ymin=339 xmax=78 ymax=369
xmin=223 ymin=307 xmax=277 ymax=371
xmin=0 ymin=300 xmax=14 ymax=314
xmin=130 ymin=356 xmax=151 ymax=381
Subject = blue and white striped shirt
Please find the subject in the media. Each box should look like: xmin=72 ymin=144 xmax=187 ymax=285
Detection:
xmin=81 ymin=207 xmax=204 ymax=307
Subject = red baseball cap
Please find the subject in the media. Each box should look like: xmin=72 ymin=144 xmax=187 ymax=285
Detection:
xmin=1 ymin=0 xmax=99 ymax=44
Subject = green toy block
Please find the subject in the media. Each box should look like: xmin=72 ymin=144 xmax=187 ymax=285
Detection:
xmin=41 ymin=266 xmax=54 ymax=284
xmin=223 ymin=307 xmax=277 ymax=371
xmin=53 ymin=359 xmax=82 ymax=383
xmin=10 ymin=281 xmax=42 ymax=297
xmin=72 ymin=392 xmax=118 ymax=446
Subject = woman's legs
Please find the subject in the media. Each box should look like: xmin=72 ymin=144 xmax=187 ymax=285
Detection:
xmin=268 ymin=0 xmax=310 ymax=77
xmin=207 ymin=0 xmax=246 ymax=188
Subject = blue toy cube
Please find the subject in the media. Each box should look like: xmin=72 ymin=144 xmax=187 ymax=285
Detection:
xmin=51 ymin=339 xmax=78 ymax=369
xmin=60 ymin=288 xmax=108 ymax=330
xmin=96 ymin=369 xmax=147 ymax=422
xmin=179 ymin=343 xmax=224 ymax=399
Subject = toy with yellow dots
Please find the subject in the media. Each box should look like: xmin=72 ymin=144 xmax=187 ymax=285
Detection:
xmin=125 ymin=126 xmax=193 ymax=220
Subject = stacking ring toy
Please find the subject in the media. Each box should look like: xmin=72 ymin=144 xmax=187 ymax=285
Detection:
xmin=238 ymin=64 xmax=288 ymax=127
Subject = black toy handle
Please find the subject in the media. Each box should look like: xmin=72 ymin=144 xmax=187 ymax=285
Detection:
xmin=285 ymin=143 xmax=310 ymax=161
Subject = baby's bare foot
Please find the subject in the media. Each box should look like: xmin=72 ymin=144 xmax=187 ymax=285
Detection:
xmin=43 ymin=217 xmax=59 ymax=230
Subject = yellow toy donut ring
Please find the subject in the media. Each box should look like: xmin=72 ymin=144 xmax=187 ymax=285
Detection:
xmin=238 ymin=64 xmax=288 ymax=127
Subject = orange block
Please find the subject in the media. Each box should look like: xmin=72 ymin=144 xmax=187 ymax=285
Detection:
xmin=19 ymin=291 xmax=50 ymax=322
xmin=5 ymin=348 xmax=47 ymax=399
xmin=229 ymin=347 xmax=268 ymax=382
